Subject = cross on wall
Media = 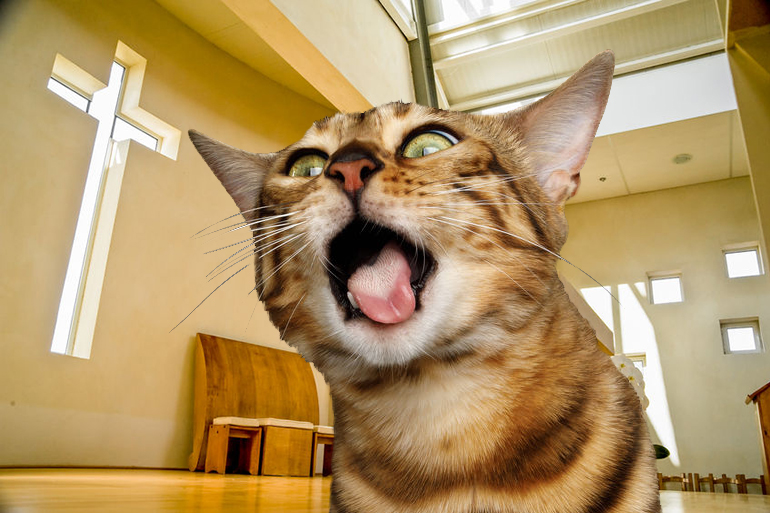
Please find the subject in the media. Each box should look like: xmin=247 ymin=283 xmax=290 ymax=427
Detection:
xmin=49 ymin=41 xmax=180 ymax=358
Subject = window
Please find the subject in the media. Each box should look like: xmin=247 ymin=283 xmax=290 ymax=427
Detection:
xmin=720 ymin=318 xmax=763 ymax=354
xmin=47 ymin=78 xmax=89 ymax=112
xmin=724 ymin=243 xmax=763 ymax=278
xmin=648 ymin=272 xmax=683 ymax=304
xmin=48 ymin=43 xmax=179 ymax=359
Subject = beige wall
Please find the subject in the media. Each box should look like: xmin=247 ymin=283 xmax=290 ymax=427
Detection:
xmin=271 ymin=0 xmax=415 ymax=107
xmin=560 ymin=177 xmax=770 ymax=477
xmin=0 ymin=0 xmax=334 ymax=467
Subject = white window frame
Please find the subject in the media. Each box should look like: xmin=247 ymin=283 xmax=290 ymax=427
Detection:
xmin=378 ymin=0 xmax=417 ymax=40
xmin=723 ymin=242 xmax=764 ymax=279
xmin=647 ymin=271 xmax=684 ymax=305
xmin=720 ymin=318 xmax=764 ymax=354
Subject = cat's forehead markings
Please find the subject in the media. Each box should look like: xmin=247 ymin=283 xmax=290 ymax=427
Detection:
xmin=302 ymin=104 xmax=448 ymax=154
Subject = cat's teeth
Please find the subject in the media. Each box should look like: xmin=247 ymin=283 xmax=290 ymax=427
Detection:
xmin=347 ymin=291 xmax=359 ymax=310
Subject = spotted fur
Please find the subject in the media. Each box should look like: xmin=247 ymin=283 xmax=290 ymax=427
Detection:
xmin=190 ymin=51 xmax=661 ymax=512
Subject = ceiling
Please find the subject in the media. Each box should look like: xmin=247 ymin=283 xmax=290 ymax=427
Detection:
xmin=425 ymin=0 xmax=725 ymax=112
xmin=157 ymin=0 xmax=750 ymax=204
xmin=575 ymin=110 xmax=749 ymax=203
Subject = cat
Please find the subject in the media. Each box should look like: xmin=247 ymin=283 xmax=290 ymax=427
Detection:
xmin=190 ymin=50 xmax=661 ymax=512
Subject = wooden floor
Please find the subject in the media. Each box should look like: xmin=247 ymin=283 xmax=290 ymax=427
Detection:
xmin=1 ymin=469 xmax=769 ymax=512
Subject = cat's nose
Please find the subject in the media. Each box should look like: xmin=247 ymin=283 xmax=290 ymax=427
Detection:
xmin=326 ymin=153 xmax=381 ymax=195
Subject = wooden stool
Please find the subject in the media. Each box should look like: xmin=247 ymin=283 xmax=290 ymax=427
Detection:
xmin=310 ymin=425 xmax=334 ymax=476
xmin=205 ymin=421 xmax=262 ymax=475
xmin=259 ymin=418 xmax=315 ymax=476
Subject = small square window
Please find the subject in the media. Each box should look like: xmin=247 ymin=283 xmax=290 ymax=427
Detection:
xmin=648 ymin=273 xmax=683 ymax=304
xmin=724 ymin=244 xmax=763 ymax=278
xmin=720 ymin=318 xmax=763 ymax=354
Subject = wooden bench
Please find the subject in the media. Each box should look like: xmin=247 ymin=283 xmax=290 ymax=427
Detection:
xmin=188 ymin=333 xmax=320 ymax=476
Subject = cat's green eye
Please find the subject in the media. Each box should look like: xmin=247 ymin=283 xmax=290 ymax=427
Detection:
xmin=288 ymin=154 xmax=326 ymax=177
xmin=401 ymin=130 xmax=458 ymax=159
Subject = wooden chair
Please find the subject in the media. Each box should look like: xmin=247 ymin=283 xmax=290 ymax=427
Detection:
xmin=693 ymin=473 xmax=715 ymax=492
xmin=714 ymin=474 xmax=740 ymax=493
xmin=657 ymin=473 xmax=690 ymax=491
xmin=739 ymin=475 xmax=768 ymax=495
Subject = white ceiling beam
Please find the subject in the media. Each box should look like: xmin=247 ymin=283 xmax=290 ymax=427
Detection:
xmin=450 ymin=40 xmax=725 ymax=112
xmin=432 ymin=0 xmax=689 ymax=71
xmin=429 ymin=0 xmax=587 ymax=45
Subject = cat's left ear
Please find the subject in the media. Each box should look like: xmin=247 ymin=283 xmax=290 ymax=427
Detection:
xmin=189 ymin=130 xmax=274 ymax=219
xmin=508 ymin=50 xmax=614 ymax=203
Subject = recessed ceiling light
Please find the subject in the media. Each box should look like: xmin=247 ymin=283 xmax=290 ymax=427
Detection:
xmin=673 ymin=153 xmax=692 ymax=164
xmin=599 ymin=176 xmax=607 ymax=182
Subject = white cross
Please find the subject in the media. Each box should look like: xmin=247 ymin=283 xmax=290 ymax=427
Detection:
xmin=49 ymin=41 xmax=180 ymax=358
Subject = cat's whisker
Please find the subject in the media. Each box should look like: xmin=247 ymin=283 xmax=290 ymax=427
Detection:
xmin=421 ymin=174 xmax=551 ymax=225
xmin=482 ymin=258 xmax=542 ymax=306
xmin=253 ymin=232 xmax=305 ymax=259
xmin=320 ymin=255 xmax=345 ymax=284
xmin=412 ymin=171 xmax=543 ymax=196
xmin=422 ymin=200 xmax=558 ymax=208
xmin=317 ymin=328 xmax=345 ymax=343
xmin=426 ymin=215 xmax=547 ymax=289
xmin=206 ymin=226 xmax=304 ymax=278
xmin=194 ymin=211 xmax=301 ymax=239
xmin=170 ymin=263 xmax=249 ymax=333
xmin=208 ymin=232 xmax=303 ymax=282
xmin=249 ymin=219 xmax=297 ymax=234
xmin=256 ymin=238 xmax=312 ymax=301
xmin=191 ymin=201 xmax=301 ymax=238
xmin=243 ymin=296 xmax=260 ymax=334
xmin=437 ymin=216 xmax=618 ymax=303
xmin=207 ymin=241 xmax=256 ymax=277
xmin=204 ymin=237 xmax=257 ymax=255
xmin=280 ymin=293 xmax=307 ymax=341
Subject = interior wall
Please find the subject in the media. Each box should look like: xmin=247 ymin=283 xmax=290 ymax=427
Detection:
xmin=0 ymin=0 xmax=334 ymax=468
xmin=559 ymin=177 xmax=770 ymax=477
xmin=271 ymin=0 xmax=415 ymax=107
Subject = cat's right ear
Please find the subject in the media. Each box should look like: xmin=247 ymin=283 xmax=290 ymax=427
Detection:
xmin=189 ymin=130 xmax=273 ymax=217
xmin=504 ymin=50 xmax=614 ymax=204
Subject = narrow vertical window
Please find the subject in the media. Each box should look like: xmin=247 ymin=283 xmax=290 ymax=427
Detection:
xmin=48 ymin=43 xmax=180 ymax=358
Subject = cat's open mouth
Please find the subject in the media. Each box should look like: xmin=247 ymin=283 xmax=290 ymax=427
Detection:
xmin=328 ymin=217 xmax=435 ymax=324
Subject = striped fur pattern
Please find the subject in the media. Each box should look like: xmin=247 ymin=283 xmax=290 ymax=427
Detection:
xmin=190 ymin=52 xmax=661 ymax=512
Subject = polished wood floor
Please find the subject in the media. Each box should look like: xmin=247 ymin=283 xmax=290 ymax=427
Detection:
xmin=1 ymin=469 xmax=769 ymax=512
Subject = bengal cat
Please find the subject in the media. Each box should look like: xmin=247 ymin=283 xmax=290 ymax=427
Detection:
xmin=190 ymin=51 xmax=661 ymax=512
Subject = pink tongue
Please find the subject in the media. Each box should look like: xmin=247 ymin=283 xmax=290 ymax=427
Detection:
xmin=347 ymin=241 xmax=416 ymax=324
